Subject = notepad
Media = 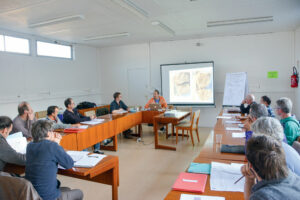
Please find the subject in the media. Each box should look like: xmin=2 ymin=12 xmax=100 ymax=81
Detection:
xmin=67 ymin=151 xmax=90 ymax=162
xmin=180 ymin=194 xmax=225 ymax=200
xmin=216 ymin=116 xmax=231 ymax=119
xmin=187 ymin=163 xmax=211 ymax=174
xmin=6 ymin=135 xmax=27 ymax=154
xmin=172 ymin=172 xmax=207 ymax=193
xmin=7 ymin=132 xmax=23 ymax=139
xmin=221 ymin=144 xmax=245 ymax=154
xmin=73 ymin=153 xmax=106 ymax=168
xmin=232 ymin=132 xmax=245 ymax=138
xmin=226 ymin=127 xmax=242 ymax=131
xmin=210 ymin=162 xmax=244 ymax=192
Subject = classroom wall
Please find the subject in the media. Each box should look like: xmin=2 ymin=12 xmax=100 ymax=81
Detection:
xmin=0 ymin=43 xmax=101 ymax=119
xmin=294 ymin=27 xmax=300 ymax=118
xmin=98 ymin=32 xmax=295 ymax=127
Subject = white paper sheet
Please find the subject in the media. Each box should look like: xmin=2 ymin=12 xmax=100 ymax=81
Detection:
xmin=81 ymin=119 xmax=105 ymax=125
xmin=225 ymin=121 xmax=241 ymax=124
xmin=180 ymin=194 xmax=225 ymax=200
xmin=74 ymin=153 xmax=106 ymax=168
xmin=216 ymin=116 xmax=231 ymax=119
xmin=6 ymin=136 xmax=27 ymax=154
xmin=67 ymin=151 xmax=90 ymax=162
xmin=7 ymin=132 xmax=23 ymax=139
xmin=226 ymin=127 xmax=242 ymax=131
xmin=232 ymin=132 xmax=246 ymax=138
xmin=210 ymin=162 xmax=244 ymax=192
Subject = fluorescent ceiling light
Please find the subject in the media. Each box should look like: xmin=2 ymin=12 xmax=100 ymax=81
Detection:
xmin=84 ymin=32 xmax=130 ymax=41
xmin=112 ymin=0 xmax=148 ymax=20
xmin=151 ymin=21 xmax=175 ymax=36
xmin=207 ymin=16 xmax=273 ymax=27
xmin=29 ymin=15 xmax=85 ymax=28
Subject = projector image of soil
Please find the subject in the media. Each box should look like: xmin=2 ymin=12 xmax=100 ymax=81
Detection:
xmin=195 ymin=72 xmax=212 ymax=101
xmin=173 ymin=72 xmax=190 ymax=96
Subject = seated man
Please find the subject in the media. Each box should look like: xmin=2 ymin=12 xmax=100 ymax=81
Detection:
xmin=110 ymin=92 xmax=133 ymax=139
xmin=276 ymin=97 xmax=300 ymax=145
xmin=145 ymin=89 xmax=168 ymax=109
xmin=63 ymin=98 xmax=95 ymax=124
xmin=260 ymin=95 xmax=275 ymax=117
xmin=0 ymin=116 xmax=26 ymax=171
xmin=46 ymin=106 xmax=79 ymax=130
xmin=241 ymin=135 xmax=300 ymax=200
xmin=240 ymin=94 xmax=255 ymax=115
xmin=25 ymin=120 xmax=83 ymax=200
xmin=63 ymin=98 xmax=102 ymax=154
xmin=12 ymin=101 xmax=37 ymax=138
xmin=244 ymin=103 xmax=268 ymax=140
xmin=251 ymin=117 xmax=300 ymax=176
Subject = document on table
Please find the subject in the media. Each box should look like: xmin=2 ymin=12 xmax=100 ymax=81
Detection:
xmin=225 ymin=120 xmax=241 ymax=124
xmin=216 ymin=116 xmax=231 ymax=119
xmin=81 ymin=119 xmax=105 ymax=125
xmin=226 ymin=127 xmax=242 ymax=131
xmin=7 ymin=132 xmax=23 ymax=139
xmin=210 ymin=162 xmax=244 ymax=192
xmin=67 ymin=151 xmax=90 ymax=162
xmin=232 ymin=132 xmax=246 ymax=138
xmin=74 ymin=153 xmax=106 ymax=168
xmin=180 ymin=194 xmax=225 ymax=200
xmin=222 ymin=113 xmax=241 ymax=117
xmin=6 ymin=133 xmax=27 ymax=154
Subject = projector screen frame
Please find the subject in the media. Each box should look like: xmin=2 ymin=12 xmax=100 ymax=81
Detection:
xmin=160 ymin=61 xmax=215 ymax=107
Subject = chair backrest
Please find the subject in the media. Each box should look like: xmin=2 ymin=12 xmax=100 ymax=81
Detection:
xmin=96 ymin=107 xmax=109 ymax=117
xmin=194 ymin=109 xmax=201 ymax=127
xmin=34 ymin=111 xmax=47 ymax=119
xmin=190 ymin=112 xmax=196 ymax=127
xmin=84 ymin=110 xmax=96 ymax=117
xmin=168 ymin=105 xmax=174 ymax=110
xmin=0 ymin=172 xmax=42 ymax=200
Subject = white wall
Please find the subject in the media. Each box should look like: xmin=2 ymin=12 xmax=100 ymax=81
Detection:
xmin=98 ymin=32 xmax=295 ymax=127
xmin=294 ymin=27 xmax=300 ymax=118
xmin=0 ymin=44 xmax=101 ymax=118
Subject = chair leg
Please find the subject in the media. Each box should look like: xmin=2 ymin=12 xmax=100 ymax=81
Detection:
xmin=182 ymin=129 xmax=184 ymax=140
xmin=172 ymin=125 xmax=175 ymax=136
xmin=165 ymin=124 xmax=169 ymax=139
xmin=176 ymin=128 xmax=179 ymax=144
xmin=196 ymin=128 xmax=200 ymax=142
xmin=190 ymin=128 xmax=194 ymax=146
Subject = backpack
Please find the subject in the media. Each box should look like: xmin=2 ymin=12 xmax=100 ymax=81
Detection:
xmin=76 ymin=101 xmax=97 ymax=109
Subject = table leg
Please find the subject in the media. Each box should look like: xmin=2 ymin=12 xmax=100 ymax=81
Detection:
xmin=154 ymin=119 xmax=176 ymax=151
xmin=112 ymin=166 xmax=118 ymax=200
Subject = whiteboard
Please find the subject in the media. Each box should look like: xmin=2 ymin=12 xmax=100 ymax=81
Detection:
xmin=222 ymin=72 xmax=248 ymax=106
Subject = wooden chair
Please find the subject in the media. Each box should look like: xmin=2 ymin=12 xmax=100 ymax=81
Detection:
xmin=175 ymin=110 xmax=201 ymax=146
xmin=34 ymin=110 xmax=47 ymax=119
xmin=84 ymin=110 xmax=96 ymax=117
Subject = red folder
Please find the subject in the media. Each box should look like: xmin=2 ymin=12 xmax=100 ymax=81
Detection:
xmin=172 ymin=172 xmax=207 ymax=193
xmin=63 ymin=128 xmax=85 ymax=133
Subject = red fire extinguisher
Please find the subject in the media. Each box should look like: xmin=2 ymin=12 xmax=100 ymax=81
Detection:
xmin=291 ymin=66 xmax=299 ymax=88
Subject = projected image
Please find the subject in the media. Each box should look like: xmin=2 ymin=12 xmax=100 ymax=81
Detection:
xmin=168 ymin=66 xmax=213 ymax=104
xmin=172 ymin=71 xmax=190 ymax=96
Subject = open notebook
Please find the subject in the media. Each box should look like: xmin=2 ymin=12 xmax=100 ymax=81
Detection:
xmin=67 ymin=151 xmax=106 ymax=168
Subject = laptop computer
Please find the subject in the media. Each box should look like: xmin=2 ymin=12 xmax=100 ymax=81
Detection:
xmin=149 ymin=103 xmax=162 ymax=111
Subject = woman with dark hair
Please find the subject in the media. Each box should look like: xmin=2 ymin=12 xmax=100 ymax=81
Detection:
xmin=260 ymin=95 xmax=275 ymax=117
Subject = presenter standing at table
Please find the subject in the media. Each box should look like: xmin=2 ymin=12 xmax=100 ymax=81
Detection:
xmin=145 ymin=89 xmax=168 ymax=109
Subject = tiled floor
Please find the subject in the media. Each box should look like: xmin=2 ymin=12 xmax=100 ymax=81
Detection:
xmin=58 ymin=126 xmax=212 ymax=200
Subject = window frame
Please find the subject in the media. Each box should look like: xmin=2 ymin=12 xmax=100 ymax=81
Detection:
xmin=0 ymin=33 xmax=31 ymax=55
xmin=35 ymin=39 xmax=73 ymax=60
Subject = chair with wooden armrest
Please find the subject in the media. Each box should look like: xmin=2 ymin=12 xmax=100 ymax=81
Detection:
xmin=34 ymin=110 xmax=47 ymax=119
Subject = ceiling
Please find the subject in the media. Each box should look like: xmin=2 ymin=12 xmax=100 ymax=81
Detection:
xmin=0 ymin=0 xmax=300 ymax=47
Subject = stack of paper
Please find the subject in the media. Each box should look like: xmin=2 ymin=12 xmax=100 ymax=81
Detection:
xmin=172 ymin=172 xmax=208 ymax=193
xmin=232 ymin=132 xmax=245 ymax=138
xmin=216 ymin=116 xmax=231 ymax=119
xmin=225 ymin=120 xmax=241 ymax=124
xmin=187 ymin=163 xmax=211 ymax=174
xmin=223 ymin=113 xmax=241 ymax=117
xmin=210 ymin=162 xmax=244 ymax=192
xmin=6 ymin=132 xmax=27 ymax=154
xmin=67 ymin=151 xmax=106 ymax=168
xmin=180 ymin=194 xmax=225 ymax=200
xmin=81 ymin=119 xmax=105 ymax=125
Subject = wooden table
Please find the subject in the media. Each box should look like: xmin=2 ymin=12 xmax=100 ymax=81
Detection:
xmin=164 ymin=157 xmax=245 ymax=200
xmin=4 ymin=155 xmax=119 ymax=200
xmin=153 ymin=111 xmax=191 ymax=151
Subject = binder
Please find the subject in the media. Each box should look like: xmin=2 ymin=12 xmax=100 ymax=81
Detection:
xmin=172 ymin=172 xmax=208 ymax=193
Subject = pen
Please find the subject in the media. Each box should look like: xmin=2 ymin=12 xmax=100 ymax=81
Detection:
xmin=234 ymin=175 xmax=244 ymax=184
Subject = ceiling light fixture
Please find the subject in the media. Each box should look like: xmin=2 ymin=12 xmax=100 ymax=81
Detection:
xmin=83 ymin=32 xmax=130 ymax=41
xmin=151 ymin=21 xmax=175 ymax=36
xmin=207 ymin=16 xmax=273 ymax=27
xmin=112 ymin=0 xmax=149 ymax=20
xmin=29 ymin=14 xmax=85 ymax=28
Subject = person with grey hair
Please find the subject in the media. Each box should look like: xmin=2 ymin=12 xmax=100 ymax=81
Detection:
xmin=240 ymin=94 xmax=255 ymax=115
xmin=244 ymin=103 xmax=268 ymax=132
xmin=25 ymin=120 xmax=83 ymax=200
xmin=251 ymin=117 xmax=300 ymax=176
xmin=276 ymin=97 xmax=300 ymax=145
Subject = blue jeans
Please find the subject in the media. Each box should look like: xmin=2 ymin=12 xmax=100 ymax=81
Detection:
xmin=83 ymin=143 xmax=100 ymax=151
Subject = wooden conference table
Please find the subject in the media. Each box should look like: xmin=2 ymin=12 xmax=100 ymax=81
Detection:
xmin=60 ymin=110 xmax=190 ymax=151
xmin=164 ymin=110 xmax=247 ymax=200
xmin=4 ymin=155 xmax=119 ymax=200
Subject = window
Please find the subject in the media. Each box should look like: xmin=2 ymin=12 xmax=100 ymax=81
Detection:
xmin=4 ymin=36 xmax=30 ymax=54
xmin=0 ymin=35 xmax=4 ymax=51
xmin=37 ymin=41 xmax=72 ymax=59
